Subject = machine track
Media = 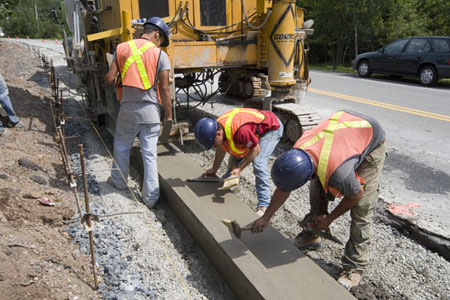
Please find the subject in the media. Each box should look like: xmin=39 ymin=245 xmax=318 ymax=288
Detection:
xmin=220 ymin=73 xmax=269 ymax=99
xmin=272 ymin=102 xmax=321 ymax=145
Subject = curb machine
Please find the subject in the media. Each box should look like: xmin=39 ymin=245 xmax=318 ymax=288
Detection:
xmin=63 ymin=0 xmax=318 ymax=144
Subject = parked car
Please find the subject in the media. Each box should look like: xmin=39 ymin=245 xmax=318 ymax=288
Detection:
xmin=351 ymin=36 xmax=450 ymax=86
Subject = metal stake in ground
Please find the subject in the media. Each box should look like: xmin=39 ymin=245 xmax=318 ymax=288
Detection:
xmin=79 ymin=144 xmax=99 ymax=290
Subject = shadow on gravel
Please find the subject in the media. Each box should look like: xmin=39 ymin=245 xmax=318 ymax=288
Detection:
xmin=153 ymin=200 xmax=234 ymax=297
xmin=28 ymin=70 xmax=50 ymax=89
xmin=7 ymin=86 xmax=77 ymax=193
xmin=352 ymin=282 xmax=409 ymax=300
xmin=9 ymin=86 xmax=54 ymax=133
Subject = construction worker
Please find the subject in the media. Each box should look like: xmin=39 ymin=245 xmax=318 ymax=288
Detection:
xmin=0 ymin=71 xmax=24 ymax=137
xmin=194 ymin=108 xmax=283 ymax=216
xmin=251 ymin=110 xmax=386 ymax=289
xmin=104 ymin=17 xmax=172 ymax=208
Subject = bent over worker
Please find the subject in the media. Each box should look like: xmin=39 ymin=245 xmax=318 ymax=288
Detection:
xmin=194 ymin=108 xmax=283 ymax=216
xmin=252 ymin=110 xmax=386 ymax=289
xmin=104 ymin=17 xmax=172 ymax=208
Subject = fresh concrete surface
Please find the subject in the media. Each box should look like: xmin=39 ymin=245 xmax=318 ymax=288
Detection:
xmin=154 ymin=143 xmax=355 ymax=300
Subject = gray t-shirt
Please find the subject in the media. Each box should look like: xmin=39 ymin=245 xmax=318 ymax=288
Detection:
xmin=326 ymin=110 xmax=385 ymax=197
xmin=117 ymin=50 xmax=171 ymax=124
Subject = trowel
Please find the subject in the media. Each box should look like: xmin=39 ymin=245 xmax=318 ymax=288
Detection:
xmin=187 ymin=174 xmax=223 ymax=183
xmin=187 ymin=174 xmax=239 ymax=191
xmin=159 ymin=119 xmax=173 ymax=144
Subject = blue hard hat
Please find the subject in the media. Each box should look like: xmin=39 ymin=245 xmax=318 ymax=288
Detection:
xmin=271 ymin=148 xmax=314 ymax=192
xmin=144 ymin=17 xmax=170 ymax=47
xmin=194 ymin=118 xmax=218 ymax=150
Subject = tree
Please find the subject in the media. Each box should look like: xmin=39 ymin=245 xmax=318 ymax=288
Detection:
xmin=417 ymin=0 xmax=450 ymax=36
xmin=1 ymin=0 xmax=63 ymax=39
xmin=0 ymin=0 xmax=17 ymax=22
xmin=299 ymin=0 xmax=435 ymax=66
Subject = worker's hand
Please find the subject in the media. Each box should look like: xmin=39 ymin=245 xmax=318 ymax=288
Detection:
xmin=251 ymin=217 xmax=269 ymax=233
xmin=203 ymin=169 xmax=217 ymax=177
xmin=229 ymin=168 xmax=241 ymax=177
xmin=313 ymin=215 xmax=332 ymax=231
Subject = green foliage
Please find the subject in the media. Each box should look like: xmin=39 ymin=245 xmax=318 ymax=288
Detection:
xmin=0 ymin=0 xmax=63 ymax=39
xmin=298 ymin=0 xmax=449 ymax=66
xmin=0 ymin=0 xmax=17 ymax=21
xmin=417 ymin=0 xmax=450 ymax=36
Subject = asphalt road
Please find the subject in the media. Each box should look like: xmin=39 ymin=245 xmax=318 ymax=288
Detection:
xmin=305 ymin=70 xmax=450 ymax=238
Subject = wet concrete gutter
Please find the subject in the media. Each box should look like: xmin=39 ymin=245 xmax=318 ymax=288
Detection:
xmin=150 ymin=143 xmax=355 ymax=300
xmin=376 ymin=199 xmax=450 ymax=261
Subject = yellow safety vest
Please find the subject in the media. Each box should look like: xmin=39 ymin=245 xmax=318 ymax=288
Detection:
xmin=294 ymin=111 xmax=373 ymax=195
xmin=116 ymin=39 xmax=161 ymax=101
xmin=217 ymin=108 xmax=266 ymax=158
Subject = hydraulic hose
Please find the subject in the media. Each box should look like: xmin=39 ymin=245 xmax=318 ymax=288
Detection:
xmin=240 ymin=0 xmax=272 ymax=30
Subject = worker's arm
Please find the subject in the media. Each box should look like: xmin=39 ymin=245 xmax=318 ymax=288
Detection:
xmin=205 ymin=147 xmax=226 ymax=176
xmin=158 ymin=69 xmax=172 ymax=120
xmin=105 ymin=60 xmax=118 ymax=85
xmin=229 ymin=144 xmax=260 ymax=176
xmin=251 ymin=188 xmax=291 ymax=233
xmin=314 ymin=187 xmax=364 ymax=231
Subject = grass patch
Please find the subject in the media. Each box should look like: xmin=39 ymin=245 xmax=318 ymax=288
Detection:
xmin=310 ymin=64 xmax=355 ymax=74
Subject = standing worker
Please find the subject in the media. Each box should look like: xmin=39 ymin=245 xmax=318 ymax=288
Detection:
xmin=194 ymin=108 xmax=283 ymax=216
xmin=0 ymin=71 xmax=24 ymax=137
xmin=105 ymin=17 xmax=172 ymax=208
xmin=252 ymin=110 xmax=386 ymax=289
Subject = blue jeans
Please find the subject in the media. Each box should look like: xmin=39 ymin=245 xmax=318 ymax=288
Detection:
xmin=253 ymin=120 xmax=283 ymax=207
xmin=0 ymin=72 xmax=19 ymax=129
xmin=111 ymin=117 xmax=161 ymax=205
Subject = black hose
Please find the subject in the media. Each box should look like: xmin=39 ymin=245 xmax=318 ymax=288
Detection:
xmin=240 ymin=0 xmax=272 ymax=30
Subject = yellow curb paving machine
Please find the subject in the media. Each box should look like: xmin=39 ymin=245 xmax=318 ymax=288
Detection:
xmin=63 ymin=0 xmax=318 ymax=144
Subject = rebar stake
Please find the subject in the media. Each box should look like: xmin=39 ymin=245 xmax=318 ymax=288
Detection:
xmin=79 ymin=144 xmax=98 ymax=290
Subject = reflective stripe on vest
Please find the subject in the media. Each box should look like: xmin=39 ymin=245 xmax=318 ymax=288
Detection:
xmin=298 ymin=111 xmax=372 ymax=189
xmin=217 ymin=108 xmax=265 ymax=157
xmin=121 ymin=40 xmax=155 ymax=90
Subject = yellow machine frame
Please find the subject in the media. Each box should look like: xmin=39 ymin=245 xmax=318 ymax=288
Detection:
xmin=72 ymin=0 xmax=315 ymax=142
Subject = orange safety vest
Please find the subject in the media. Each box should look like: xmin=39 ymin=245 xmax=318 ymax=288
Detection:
xmin=115 ymin=39 xmax=161 ymax=102
xmin=294 ymin=111 xmax=373 ymax=197
xmin=217 ymin=108 xmax=266 ymax=158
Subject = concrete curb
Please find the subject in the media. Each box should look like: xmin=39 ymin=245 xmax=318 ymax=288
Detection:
xmin=151 ymin=143 xmax=355 ymax=299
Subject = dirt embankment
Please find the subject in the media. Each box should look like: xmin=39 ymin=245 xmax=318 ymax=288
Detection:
xmin=0 ymin=41 xmax=100 ymax=300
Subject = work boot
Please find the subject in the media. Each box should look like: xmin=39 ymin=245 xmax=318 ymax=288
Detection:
xmin=337 ymin=270 xmax=363 ymax=290
xmin=8 ymin=120 xmax=24 ymax=128
xmin=144 ymin=201 xmax=158 ymax=209
xmin=291 ymin=230 xmax=322 ymax=250
xmin=107 ymin=176 xmax=128 ymax=191
xmin=0 ymin=128 xmax=11 ymax=137
xmin=256 ymin=206 xmax=267 ymax=217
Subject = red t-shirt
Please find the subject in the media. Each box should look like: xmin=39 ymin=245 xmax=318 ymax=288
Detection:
xmin=233 ymin=111 xmax=280 ymax=149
